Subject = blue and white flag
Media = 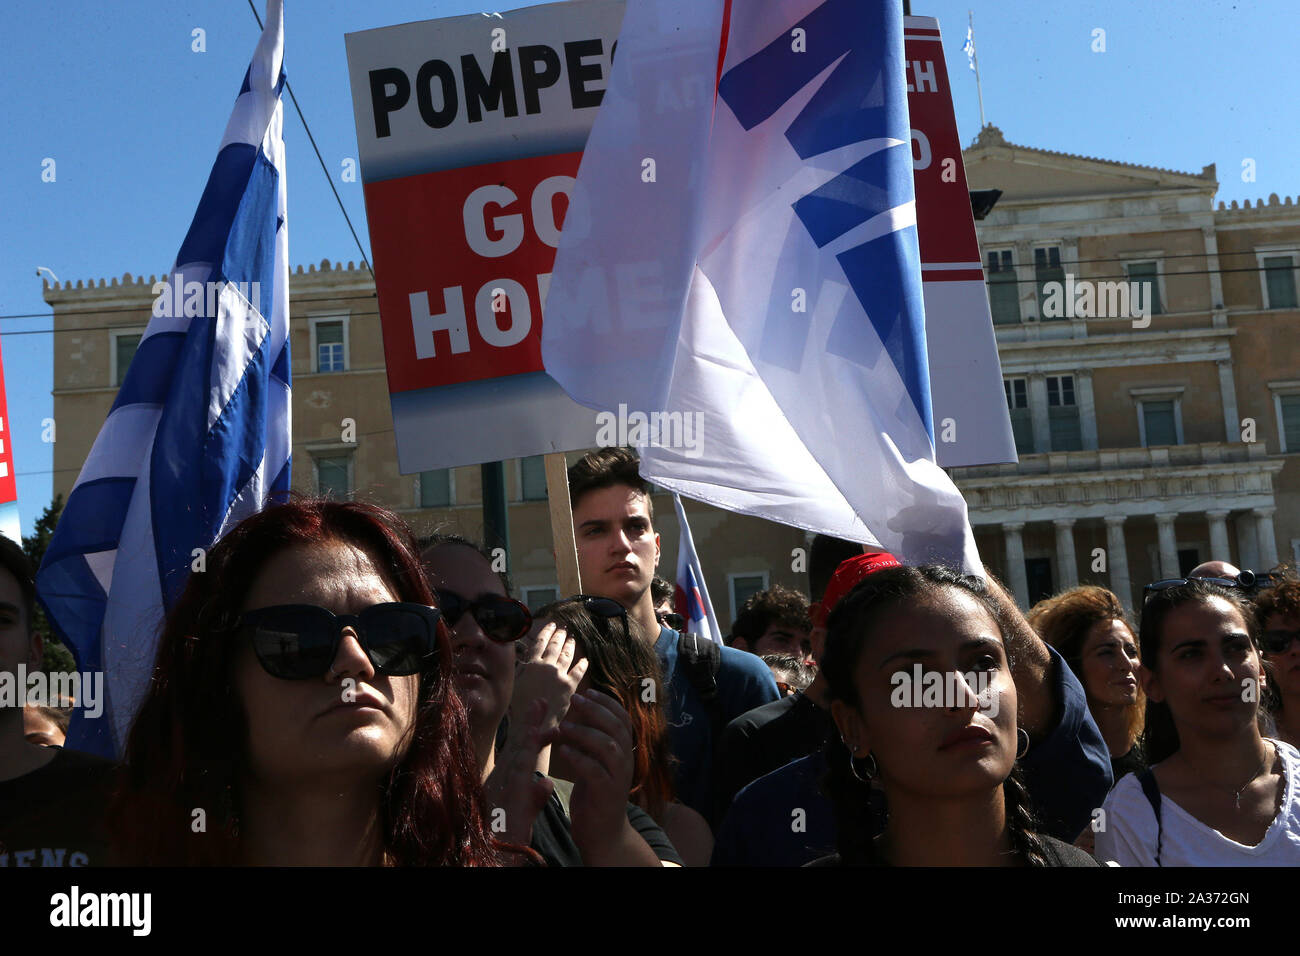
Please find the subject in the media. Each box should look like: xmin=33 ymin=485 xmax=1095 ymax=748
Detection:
xmin=543 ymin=0 xmax=979 ymax=571
xmin=963 ymin=25 xmax=976 ymax=70
xmin=36 ymin=0 xmax=291 ymax=757
xmin=672 ymin=494 xmax=722 ymax=646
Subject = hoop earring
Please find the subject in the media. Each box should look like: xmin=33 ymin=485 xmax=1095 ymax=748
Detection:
xmin=1016 ymin=727 xmax=1030 ymax=760
xmin=847 ymin=748 xmax=877 ymax=783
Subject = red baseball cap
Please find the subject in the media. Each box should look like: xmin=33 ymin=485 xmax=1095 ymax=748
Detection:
xmin=813 ymin=551 xmax=903 ymax=628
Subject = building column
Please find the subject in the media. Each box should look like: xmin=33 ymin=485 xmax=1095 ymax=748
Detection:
xmin=1237 ymin=514 xmax=1260 ymax=571
xmin=1054 ymin=518 xmax=1079 ymax=589
xmin=1104 ymin=516 xmax=1133 ymax=613
xmin=1206 ymin=510 xmax=1232 ymax=564
xmin=1002 ymin=522 xmax=1030 ymax=609
xmin=1254 ymin=508 xmax=1279 ymax=569
xmin=1029 ymin=374 xmax=1051 ymax=453
xmin=1203 ymin=226 xmax=1227 ymax=321
xmin=1076 ymin=368 xmax=1099 ymax=450
xmin=1217 ymin=359 xmax=1240 ymax=444
xmin=1155 ymin=512 xmax=1180 ymax=579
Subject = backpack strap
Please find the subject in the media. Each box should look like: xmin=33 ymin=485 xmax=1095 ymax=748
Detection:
xmin=676 ymin=631 xmax=724 ymax=748
xmin=1137 ymin=768 xmax=1162 ymax=867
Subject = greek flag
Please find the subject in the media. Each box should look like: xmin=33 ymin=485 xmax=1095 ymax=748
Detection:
xmin=672 ymin=494 xmax=722 ymax=645
xmin=36 ymin=0 xmax=291 ymax=758
xmin=543 ymin=0 xmax=979 ymax=571
xmin=963 ymin=25 xmax=976 ymax=70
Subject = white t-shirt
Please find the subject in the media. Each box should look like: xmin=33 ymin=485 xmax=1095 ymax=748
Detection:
xmin=1096 ymin=739 xmax=1300 ymax=866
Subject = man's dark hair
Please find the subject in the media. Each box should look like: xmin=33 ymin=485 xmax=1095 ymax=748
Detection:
xmin=650 ymin=576 xmax=674 ymax=606
xmin=730 ymin=585 xmax=811 ymax=648
xmin=761 ymin=654 xmax=815 ymax=692
xmin=809 ymin=535 xmax=862 ymax=605
xmin=0 ymin=534 xmax=35 ymax=633
xmin=567 ymin=447 xmax=654 ymax=522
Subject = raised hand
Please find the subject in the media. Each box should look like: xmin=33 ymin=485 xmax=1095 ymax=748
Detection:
xmin=483 ymin=697 xmax=554 ymax=851
xmin=510 ymin=622 xmax=589 ymax=746
xmin=554 ymin=689 xmax=660 ymax=865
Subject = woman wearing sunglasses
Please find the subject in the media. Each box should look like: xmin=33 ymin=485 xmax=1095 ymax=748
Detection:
xmin=1254 ymin=577 xmax=1300 ymax=748
xmin=421 ymin=536 xmax=681 ymax=866
xmin=1096 ymin=579 xmax=1300 ymax=865
xmin=107 ymin=499 xmax=528 ymax=865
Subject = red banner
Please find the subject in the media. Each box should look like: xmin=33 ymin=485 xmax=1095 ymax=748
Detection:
xmin=365 ymin=152 xmax=581 ymax=393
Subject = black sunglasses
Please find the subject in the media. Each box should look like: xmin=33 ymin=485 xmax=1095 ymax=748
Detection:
xmin=434 ymin=589 xmax=533 ymax=644
xmin=1261 ymin=629 xmax=1300 ymax=655
xmin=657 ymin=610 xmax=686 ymax=632
xmin=1144 ymin=570 xmax=1281 ymax=599
xmin=240 ymin=603 xmax=440 ymax=680
xmin=566 ymin=594 xmax=630 ymax=640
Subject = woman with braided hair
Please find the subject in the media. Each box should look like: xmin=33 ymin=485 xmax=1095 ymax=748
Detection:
xmin=811 ymin=565 xmax=1097 ymax=866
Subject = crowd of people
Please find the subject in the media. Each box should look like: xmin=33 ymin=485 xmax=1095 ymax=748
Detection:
xmin=2 ymin=446 xmax=1298 ymax=866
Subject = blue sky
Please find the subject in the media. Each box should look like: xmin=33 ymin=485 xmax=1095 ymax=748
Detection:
xmin=2 ymin=0 xmax=1295 ymax=536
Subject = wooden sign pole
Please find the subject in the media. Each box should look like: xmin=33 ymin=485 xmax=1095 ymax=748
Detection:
xmin=544 ymin=452 xmax=583 ymax=597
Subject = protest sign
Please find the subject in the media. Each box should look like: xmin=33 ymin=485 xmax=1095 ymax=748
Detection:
xmin=346 ymin=1 xmax=1012 ymax=477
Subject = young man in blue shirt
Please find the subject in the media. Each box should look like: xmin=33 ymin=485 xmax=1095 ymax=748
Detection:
xmin=567 ymin=449 xmax=779 ymax=819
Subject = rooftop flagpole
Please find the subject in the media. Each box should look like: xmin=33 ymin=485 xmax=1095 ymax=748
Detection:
xmin=966 ymin=10 xmax=987 ymax=129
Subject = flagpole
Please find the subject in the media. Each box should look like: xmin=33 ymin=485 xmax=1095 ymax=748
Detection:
xmin=969 ymin=10 xmax=986 ymax=129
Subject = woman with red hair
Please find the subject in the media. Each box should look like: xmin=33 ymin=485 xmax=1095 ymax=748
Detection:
xmin=108 ymin=498 xmax=530 ymax=865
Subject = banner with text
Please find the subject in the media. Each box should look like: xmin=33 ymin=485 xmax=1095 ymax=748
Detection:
xmin=346 ymin=1 xmax=1012 ymax=474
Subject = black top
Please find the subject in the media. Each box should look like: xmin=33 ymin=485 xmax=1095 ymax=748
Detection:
xmin=1110 ymin=744 xmax=1147 ymax=784
xmin=805 ymin=834 xmax=1101 ymax=867
xmin=714 ymin=692 xmax=834 ymax=824
xmin=0 ymin=747 xmax=116 ymax=867
xmin=529 ymin=783 xmax=683 ymax=866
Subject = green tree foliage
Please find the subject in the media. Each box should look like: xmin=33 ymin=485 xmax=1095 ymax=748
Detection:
xmin=21 ymin=495 xmax=74 ymax=674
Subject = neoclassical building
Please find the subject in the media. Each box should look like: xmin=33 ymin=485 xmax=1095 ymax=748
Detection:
xmin=958 ymin=126 xmax=1297 ymax=609
xmin=46 ymin=127 xmax=1299 ymax=625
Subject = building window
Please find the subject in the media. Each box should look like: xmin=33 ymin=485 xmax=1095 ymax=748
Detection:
xmin=728 ymin=572 xmax=769 ymax=621
xmin=311 ymin=317 xmax=348 ymax=372
xmin=419 ymin=469 xmax=452 ymax=507
xmin=111 ymin=330 xmax=144 ymax=387
xmin=1269 ymin=383 xmax=1300 ymax=452
xmin=1125 ymin=260 xmax=1164 ymax=315
xmin=1177 ymin=548 xmax=1201 ymax=577
xmin=1139 ymin=400 xmax=1180 ymax=447
xmin=986 ymin=249 xmax=1019 ymax=325
xmin=1034 ymin=246 xmax=1066 ymax=320
xmin=1024 ymin=557 xmax=1053 ymax=606
xmin=1262 ymin=255 xmax=1299 ymax=309
xmin=521 ymin=586 xmax=560 ymax=612
xmin=1003 ymin=377 xmax=1033 ymax=454
xmin=520 ymin=456 xmax=548 ymax=501
xmin=315 ymin=455 xmax=352 ymax=498
xmin=1046 ymin=374 xmax=1082 ymax=451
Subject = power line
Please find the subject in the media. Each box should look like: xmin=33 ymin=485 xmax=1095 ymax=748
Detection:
xmin=3 ymin=260 xmax=1297 ymax=335
xmin=6 ymin=248 xmax=1297 ymax=325
xmin=18 ymin=426 xmax=400 ymax=478
xmin=245 ymin=0 xmax=374 ymax=281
